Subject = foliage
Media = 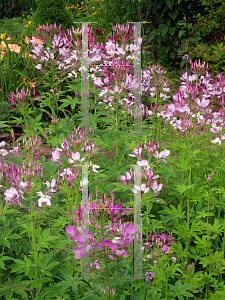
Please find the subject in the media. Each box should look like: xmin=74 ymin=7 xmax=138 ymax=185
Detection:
xmin=0 ymin=0 xmax=37 ymax=21
xmin=32 ymin=0 xmax=74 ymax=34
xmin=135 ymin=0 xmax=225 ymax=75
xmin=186 ymin=40 xmax=225 ymax=80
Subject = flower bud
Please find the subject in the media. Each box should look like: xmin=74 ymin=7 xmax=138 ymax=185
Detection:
xmin=23 ymin=35 xmax=31 ymax=45
xmin=6 ymin=34 xmax=12 ymax=41
xmin=0 ymin=33 xmax=6 ymax=41
xmin=0 ymin=41 xmax=7 ymax=51
xmin=0 ymin=51 xmax=5 ymax=61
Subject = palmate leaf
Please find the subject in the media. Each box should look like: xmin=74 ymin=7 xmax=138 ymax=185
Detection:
xmin=159 ymin=204 xmax=185 ymax=219
xmin=53 ymin=273 xmax=78 ymax=294
xmin=0 ymin=255 xmax=14 ymax=269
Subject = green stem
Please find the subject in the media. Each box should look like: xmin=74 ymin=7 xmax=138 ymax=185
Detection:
xmin=218 ymin=146 xmax=224 ymax=253
xmin=154 ymin=88 xmax=158 ymax=141
xmin=180 ymin=170 xmax=185 ymax=210
xmin=115 ymin=97 xmax=119 ymax=171
xmin=207 ymin=238 xmax=212 ymax=298
xmin=95 ymin=92 xmax=97 ymax=133
xmin=222 ymin=218 xmax=225 ymax=260
xmin=30 ymin=190 xmax=39 ymax=295
xmin=145 ymin=197 xmax=149 ymax=243
xmin=78 ymin=279 xmax=101 ymax=296
xmin=205 ymin=181 xmax=211 ymax=297
xmin=144 ymin=280 xmax=150 ymax=300
xmin=165 ymin=270 xmax=168 ymax=300
xmin=100 ymin=215 xmax=110 ymax=300
xmin=186 ymin=149 xmax=192 ymax=266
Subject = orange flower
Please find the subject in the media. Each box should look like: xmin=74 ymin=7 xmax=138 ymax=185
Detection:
xmin=6 ymin=34 xmax=12 ymax=41
xmin=0 ymin=51 xmax=5 ymax=61
xmin=23 ymin=35 xmax=31 ymax=45
xmin=29 ymin=82 xmax=35 ymax=88
xmin=0 ymin=33 xmax=6 ymax=40
xmin=8 ymin=44 xmax=21 ymax=53
xmin=0 ymin=41 xmax=7 ymax=51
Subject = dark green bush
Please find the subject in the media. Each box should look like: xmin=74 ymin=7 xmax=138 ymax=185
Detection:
xmin=136 ymin=0 xmax=225 ymax=75
xmin=0 ymin=0 xmax=37 ymax=21
xmin=33 ymin=0 xmax=74 ymax=34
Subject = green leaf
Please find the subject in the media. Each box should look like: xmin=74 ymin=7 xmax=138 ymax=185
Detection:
xmin=168 ymin=9 xmax=178 ymax=20
xmin=58 ymin=99 xmax=73 ymax=109
xmin=159 ymin=24 xmax=168 ymax=38
xmin=111 ymin=182 xmax=130 ymax=193
xmin=148 ymin=30 xmax=157 ymax=41
xmin=119 ymin=268 xmax=129 ymax=279
xmin=11 ymin=116 xmax=24 ymax=126
xmin=10 ymin=264 xmax=26 ymax=273
xmin=0 ymin=255 xmax=13 ymax=269
xmin=45 ymin=261 xmax=59 ymax=270
xmin=191 ymin=37 xmax=202 ymax=44
xmin=54 ymin=280 xmax=72 ymax=292
xmin=166 ymin=0 xmax=174 ymax=11
xmin=164 ymin=44 xmax=171 ymax=54
xmin=37 ymin=107 xmax=52 ymax=116
xmin=28 ymin=114 xmax=43 ymax=128
xmin=160 ymin=204 xmax=185 ymax=219
xmin=169 ymin=27 xmax=176 ymax=36
xmin=42 ymin=270 xmax=52 ymax=277
xmin=0 ymin=121 xmax=11 ymax=128
xmin=196 ymin=210 xmax=215 ymax=219
xmin=0 ymin=286 xmax=12 ymax=295
xmin=174 ymin=183 xmax=195 ymax=194
xmin=178 ymin=29 xmax=186 ymax=39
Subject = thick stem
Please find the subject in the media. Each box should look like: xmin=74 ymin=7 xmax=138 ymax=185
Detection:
xmin=186 ymin=145 xmax=192 ymax=266
xmin=154 ymin=89 xmax=158 ymax=141
xmin=30 ymin=190 xmax=39 ymax=294
xmin=165 ymin=270 xmax=168 ymax=300
xmin=100 ymin=215 xmax=110 ymax=300
xmin=115 ymin=97 xmax=119 ymax=170
xmin=143 ymin=280 xmax=150 ymax=300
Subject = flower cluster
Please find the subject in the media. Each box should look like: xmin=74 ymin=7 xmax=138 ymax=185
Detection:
xmin=145 ymin=271 xmax=155 ymax=282
xmin=101 ymin=286 xmax=116 ymax=296
xmin=0 ymin=127 xmax=100 ymax=208
xmin=120 ymin=140 xmax=169 ymax=198
xmin=141 ymin=228 xmax=177 ymax=264
xmin=66 ymin=191 xmax=139 ymax=269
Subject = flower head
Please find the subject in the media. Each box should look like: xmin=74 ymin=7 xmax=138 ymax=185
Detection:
xmin=36 ymin=192 xmax=51 ymax=207
xmin=145 ymin=271 xmax=155 ymax=282
xmin=182 ymin=54 xmax=189 ymax=60
xmin=95 ymin=28 xmax=103 ymax=35
xmin=8 ymin=44 xmax=21 ymax=53
xmin=23 ymin=35 xmax=31 ymax=45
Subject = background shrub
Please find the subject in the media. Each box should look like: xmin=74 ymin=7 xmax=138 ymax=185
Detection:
xmin=0 ymin=0 xmax=37 ymax=20
xmin=32 ymin=0 xmax=74 ymax=34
